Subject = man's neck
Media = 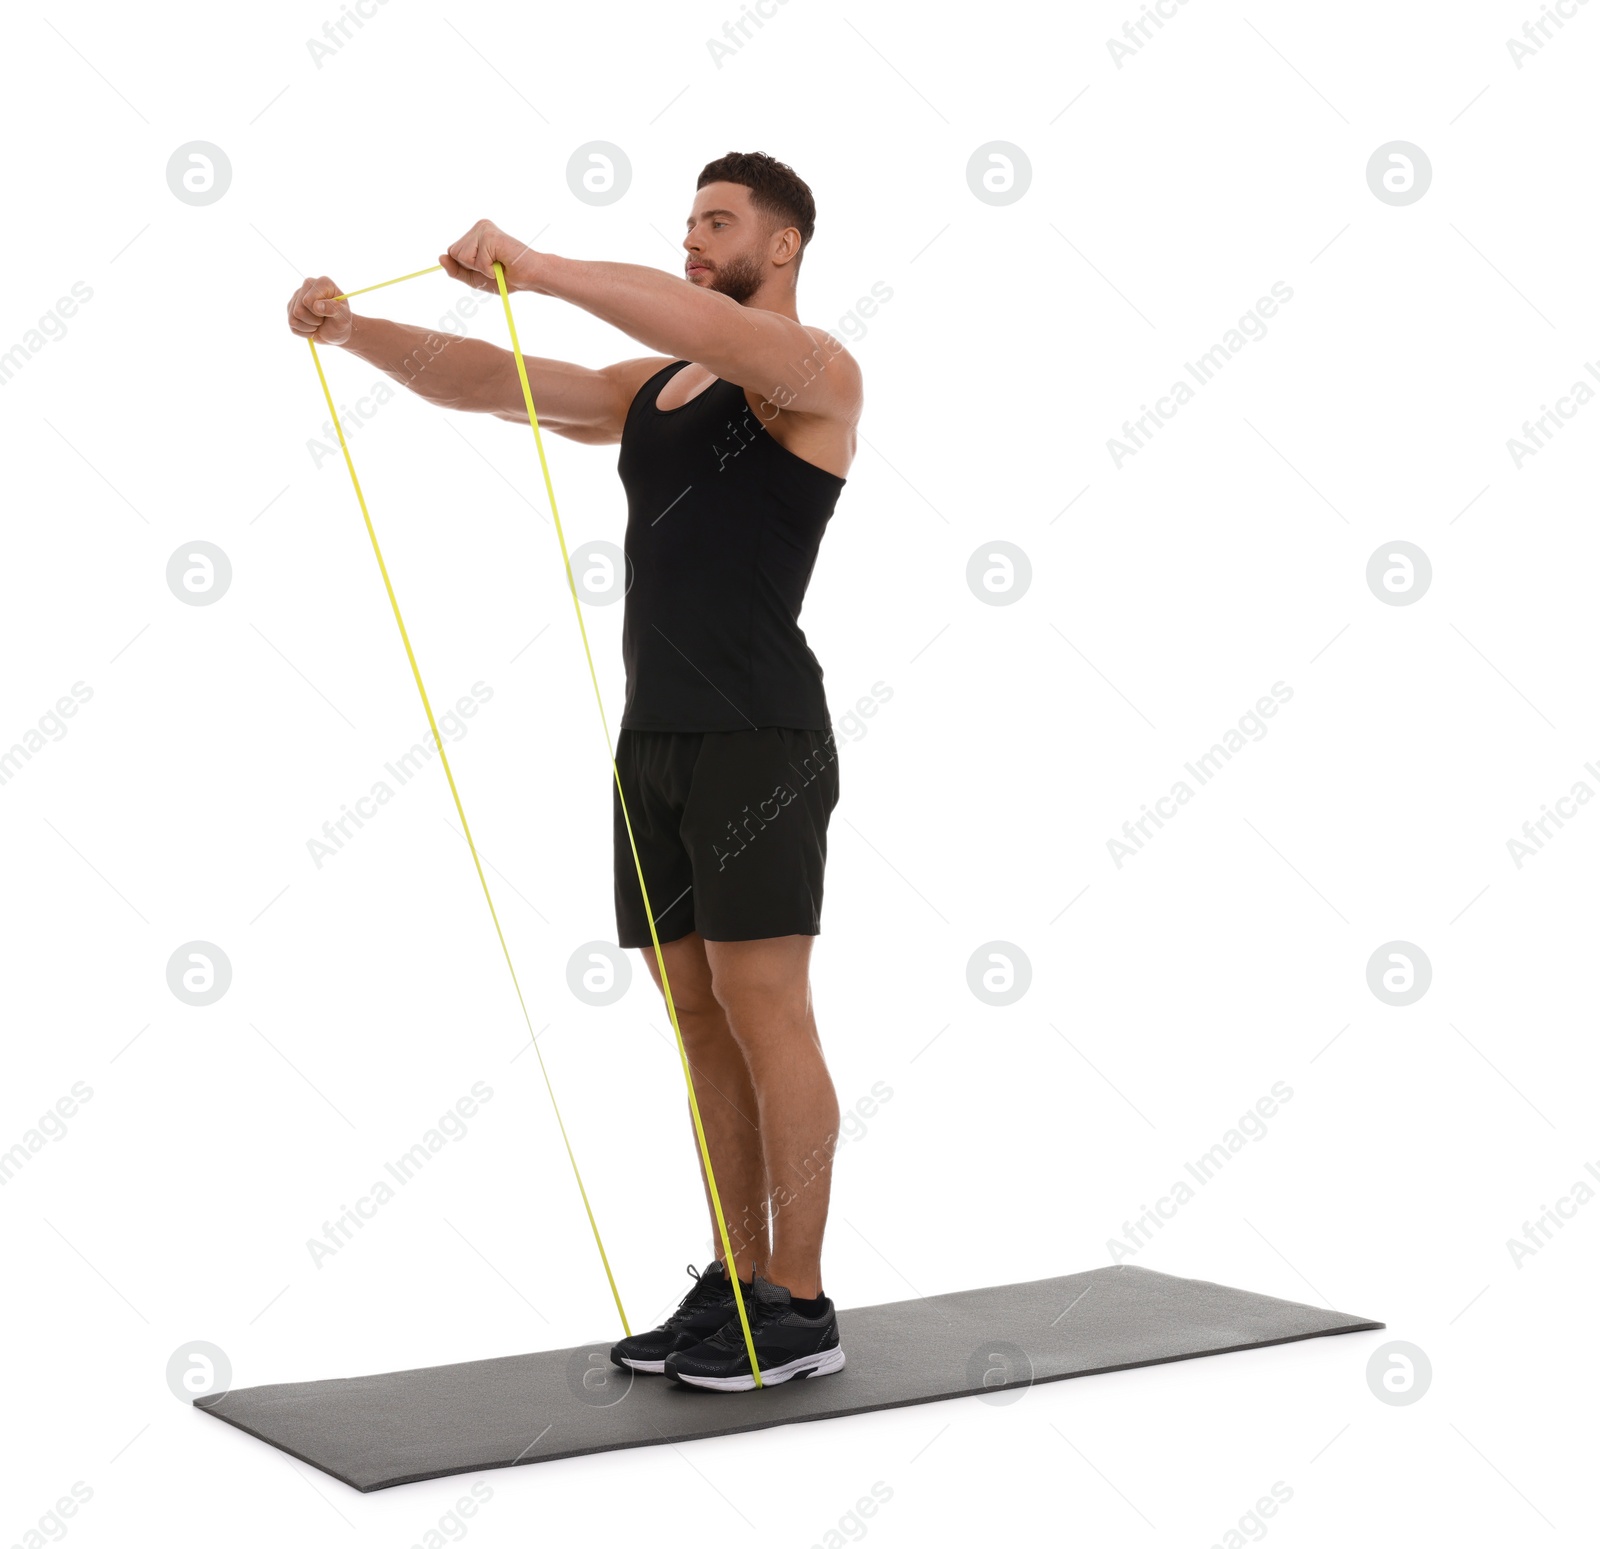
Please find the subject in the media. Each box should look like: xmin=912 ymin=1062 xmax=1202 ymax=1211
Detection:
xmin=741 ymin=283 xmax=800 ymax=322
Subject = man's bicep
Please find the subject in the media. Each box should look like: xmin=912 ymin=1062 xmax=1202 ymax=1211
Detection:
xmin=487 ymin=353 xmax=672 ymax=442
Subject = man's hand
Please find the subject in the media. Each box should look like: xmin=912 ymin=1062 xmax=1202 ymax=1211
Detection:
xmin=286 ymin=276 xmax=353 ymax=345
xmin=441 ymin=220 xmax=542 ymax=295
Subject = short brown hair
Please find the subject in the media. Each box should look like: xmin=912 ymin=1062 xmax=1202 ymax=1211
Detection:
xmin=697 ymin=151 xmax=816 ymax=273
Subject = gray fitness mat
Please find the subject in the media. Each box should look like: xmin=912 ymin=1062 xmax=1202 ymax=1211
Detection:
xmin=194 ymin=1263 xmax=1382 ymax=1492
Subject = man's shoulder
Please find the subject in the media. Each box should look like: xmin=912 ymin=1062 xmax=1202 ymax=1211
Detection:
xmin=799 ymin=323 xmax=860 ymax=372
xmin=794 ymin=324 xmax=863 ymax=419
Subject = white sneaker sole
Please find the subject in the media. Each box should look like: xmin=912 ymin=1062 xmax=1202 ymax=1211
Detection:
xmin=617 ymin=1356 xmax=667 ymax=1374
xmin=670 ymin=1344 xmax=845 ymax=1392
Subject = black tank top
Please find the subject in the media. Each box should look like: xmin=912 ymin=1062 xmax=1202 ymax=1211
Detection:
xmin=616 ymin=359 xmax=845 ymax=732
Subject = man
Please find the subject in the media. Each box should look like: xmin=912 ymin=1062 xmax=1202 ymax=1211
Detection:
xmin=286 ymin=151 xmax=860 ymax=1391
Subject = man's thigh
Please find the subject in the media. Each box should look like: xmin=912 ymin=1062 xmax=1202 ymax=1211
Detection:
xmin=683 ymin=728 xmax=841 ymax=944
xmin=613 ymin=730 xmax=699 ymax=949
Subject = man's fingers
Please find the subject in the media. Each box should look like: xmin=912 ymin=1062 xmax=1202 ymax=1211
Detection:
xmin=443 ymin=244 xmax=498 ymax=286
xmin=292 ymin=279 xmax=331 ymax=316
xmin=287 ymin=283 xmax=345 ymax=337
xmin=286 ymin=276 xmax=344 ymax=338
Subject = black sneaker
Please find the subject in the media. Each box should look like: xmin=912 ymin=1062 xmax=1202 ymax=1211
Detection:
xmin=609 ymin=1261 xmax=747 ymax=1374
xmin=664 ymin=1274 xmax=845 ymax=1391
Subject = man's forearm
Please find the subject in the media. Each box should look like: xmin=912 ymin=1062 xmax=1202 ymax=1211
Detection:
xmin=338 ymin=313 xmax=514 ymax=414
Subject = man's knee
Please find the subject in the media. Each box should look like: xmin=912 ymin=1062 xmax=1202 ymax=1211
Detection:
xmin=639 ymin=941 xmax=721 ymax=1023
xmin=708 ymin=961 xmax=811 ymax=1045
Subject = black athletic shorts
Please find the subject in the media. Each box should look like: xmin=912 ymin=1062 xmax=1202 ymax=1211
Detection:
xmin=612 ymin=726 xmax=841 ymax=948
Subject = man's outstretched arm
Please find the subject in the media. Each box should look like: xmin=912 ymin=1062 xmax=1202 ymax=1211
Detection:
xmin=440 ymin=220 xmax=860 ymax=419
xmin=284 ymin=275 xmax=656 ymax=443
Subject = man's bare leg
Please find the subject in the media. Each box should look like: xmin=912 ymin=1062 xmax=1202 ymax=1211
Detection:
xmin=704 ymin=934 xmax=839 ymax=1301
xmin=641 ymin=932 xmax=768 ymax=1281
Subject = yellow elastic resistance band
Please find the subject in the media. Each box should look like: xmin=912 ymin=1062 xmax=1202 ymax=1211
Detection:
xmin=306 ymin=333 xmax=630 ymax=1339
xmin=311 ymin=259 xmax=764 ymax=1385
xmin=330 ymin=265 xmax=443 ymax=301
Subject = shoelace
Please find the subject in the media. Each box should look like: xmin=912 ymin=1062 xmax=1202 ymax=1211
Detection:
xmin=701 ymin=1291 xmax=790 ymax=1352
xmin=667 ymin=1263 xmax=731 ymax=1326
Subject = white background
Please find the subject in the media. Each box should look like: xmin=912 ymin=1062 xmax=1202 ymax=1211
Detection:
xmin=2 ymin=0 xmax=1595 ymax=1544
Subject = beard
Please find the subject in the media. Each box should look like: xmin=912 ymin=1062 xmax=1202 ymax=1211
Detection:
xmin=699 ymin=250 xmax=765 ymax=304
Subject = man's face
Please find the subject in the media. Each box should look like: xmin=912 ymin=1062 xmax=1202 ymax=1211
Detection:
xmin=683 ymin=182 xmax=774 ymax=304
